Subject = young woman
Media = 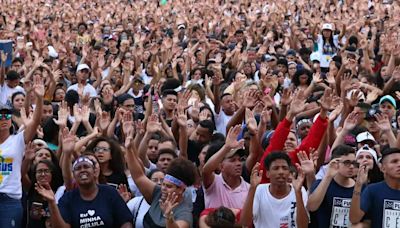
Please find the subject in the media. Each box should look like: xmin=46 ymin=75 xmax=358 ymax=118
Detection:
xmin=10 ymin=91 xmax=26 ymax=128
xmin=86 ymin=136 xmax=129 ymax=188
xmin=126 ymin=141 xmax=196 ymax=228
xmin=0 ymin=77 xmax=43 ymax=228
xmin=355 ymin=146 xmax=384 ymax=183
xmin=127 ymin=169 xmax=165 ymax=228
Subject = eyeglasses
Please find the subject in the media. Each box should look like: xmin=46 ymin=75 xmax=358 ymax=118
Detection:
xmin=0 ymin=114 xmax=12 ymax=120
xmin=93 ymin=147 xmax=111 ymax=153
xmin=340 ymin=160 xmax=360 ymax=168
xmin=36 ymin=169 xmax=51 ymax=175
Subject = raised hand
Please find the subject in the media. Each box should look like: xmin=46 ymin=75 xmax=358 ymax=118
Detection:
xmin=319 ymin=88 xmax=334 ymax=111
xmin=297 ymin=151 xmax=315 ymax=175
xmin=53 ymin=101 xmax=68 ymax=127
xmin=250 ymin=162 xmax=263 ymax=188
xmin=176 ymin=105 xmax=187 ymax=128
xmin=329 ymin=100 xmax=343 ymax=122
xmin=326 ymin=158 xmax=340 ymax=178
xmin=343 ymin=111 xmax=358 ymax=131
xmin=98 ymin=111 xmax=111 ymax=131
xmin=35 ymin=183 xmax=55 ymax=202
xmin=225 ymin=125 xmax=244 ymax=149
xmin=280 ymin=88 xmax=292 ymax=106
xmin=288 ymin=90 xmax=306 ymax=116
xmin=121 ymin=111 xmax=134 ymax=136
xmin=245 ymin=108 xmax=257 ymax=134
xmin=292 ymin=164 xmax=305 ymax=192
xmin=375 ymin=113 xmax=392 ymax=132
xmin=25 ymin=141 xmax=36 ymax=161
xmin=32 ymin=76 xmax=45 ymax=97
xmin=117 ymin=184 xmax=132 ymax=203
xmin=348 ymin=90 xmax=362 ymax=107
xmin=146 ymin=114 xmax=161 ymax=133
xmin=243 ymin=90 xmax=259 ymax=109
xmin=61 ymin=127 xmax=76 ymax=154
xmin=260 ymin=106 xmax=272 ymax=124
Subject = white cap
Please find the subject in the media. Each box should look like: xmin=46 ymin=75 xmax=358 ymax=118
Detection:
xmin=76 ymin=64 xmax=91 ymax=73
xmin=322 ymin=23 xmax=333 ymax=31
xmin=310 ymin=52 xmax=321 ymax=62
xmin=356 ymin=132 xmax=376 ymax=144
xmin=48 ymin=46 xmax=58 ymax=58
xmin=356 ymin=145 xmax=378 ymax=163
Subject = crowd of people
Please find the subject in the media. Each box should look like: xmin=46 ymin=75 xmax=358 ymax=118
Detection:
xmin=1 ymin=0 xmax=400 ymax=227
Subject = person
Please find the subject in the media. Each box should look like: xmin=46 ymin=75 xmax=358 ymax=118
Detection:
xmin=0 ymin=76 xmax=44 ymax=228
xmin=202 ymin=125 xmax=250 ymax=209
xmin=240 ymin=153 xmax=308 ymax=228
xmin=307 ymin=145 xmax=358 ymax=227
xmin=199 ymin=206 xmax=240 ymax=228
xmin=66 ymin=64 xmax=97 ymax=97
xmin=355 ymin=145 xmax=383 ymax=184
xmin=0 ymin=70 xmax=25 ymax=105
xmin=127 ymin=169 xmax=165 ymax=228
xmin=35 ymin=151 xmax=133 ymax=227
xmin=126 ymin=132 xmax=196 ymax=228
xmin=350 ymin=148 xmax=400 ymax=227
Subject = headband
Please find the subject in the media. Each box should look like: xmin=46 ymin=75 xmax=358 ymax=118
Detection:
xmin=72 ymin=156 xmax=94 ymax=170
xmin=164 ymin=174 xmax=186 ymax=188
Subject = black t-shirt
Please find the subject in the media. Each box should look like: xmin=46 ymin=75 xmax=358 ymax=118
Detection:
xmin=104 ymin=172 xmax=129 ymax=189
xmin=58 ymin=184 xmax=133 ymax=227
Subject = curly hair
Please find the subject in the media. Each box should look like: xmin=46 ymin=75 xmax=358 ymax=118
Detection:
xmin=86 ymin=136 xmax=126 ymax=174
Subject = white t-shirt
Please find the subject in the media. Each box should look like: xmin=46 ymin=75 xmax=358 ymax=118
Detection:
xmin=66 ymin=83 xmax=97 ymax=97
xmin=316 ymin=34 xmax=340 ymax=68
xmin=0 ymin=131 xmax=25 ymax=199
xmin=215 ymin=110 xmax=233 ymax=136
xmin=127 ymin=196 xmax=150 ymax=228
xmin=0 ymin=83 xmax=25 ymax=105
xmin=253 ymin=183 xmax=308 ymax=228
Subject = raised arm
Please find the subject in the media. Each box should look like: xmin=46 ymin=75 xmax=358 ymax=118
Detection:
xmin=202 ymin=125 xmax=243 ymax=188
xmin=240 ymin=163 xmax=262 ymax=226
xmin=24 ymin=76 xmax=44 ymax=143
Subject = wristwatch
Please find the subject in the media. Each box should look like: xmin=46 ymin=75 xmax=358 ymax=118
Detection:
xmin=163 ymin=211 xmax=174 ymax=220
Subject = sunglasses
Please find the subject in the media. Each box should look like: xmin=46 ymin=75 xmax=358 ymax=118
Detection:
xmin=340 ymin=160 xmax=360 ymax=168
xmin=0 ymin=114 xmax=12 ymax=120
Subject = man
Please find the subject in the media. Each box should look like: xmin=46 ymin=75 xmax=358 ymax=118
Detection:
xmin=161 ymin=89 xmax=177 ymax=126
xmin=66 ymin=64 xmax=97 ymax=97
xmin=41 ymin=100 xmax=54 ymax=124
xmin=36 ymin=154 xmax=133 ymax=227
xmin=0 ymin=70 xmax=25 ymax=105
xmin=379 ymin=95 xmax=396 ymax=121
xmin=296 ymin=118 xmax=312 ymax=141
xmin=350 ymin=148 xmax=400 ymax=227
xmin=202 ymin=125 xmax=249 ymax=209
xmin=240 ymin=152 xmax=308 ymax=227
xmin=307 ymin=145 xmax=358 ymax=227
xmin=187 ymin=120 xmax=214 ymax=164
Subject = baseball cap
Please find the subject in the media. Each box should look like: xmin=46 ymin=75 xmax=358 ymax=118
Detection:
xmin=379 ymin=95 xmax=397 ymax=109
xmin=133 ymin=76 xmax=144 ymax=84
xmin=322 ymin=23 xmax=333 ymax=31
xmin=356 ymin=145 xmax=378 ymax=163
xmin=225 ymin=148 xmax=246 ymax=159
xmin=356 ymin=132 xmax=376 ymax=144
xmin=286 ymin=49 xmax=296 ymax=56
xmin=0 ymin=103 xmax=12 ymax=114
xmin=6 ymin=70 xmax=20 ymax=81
xmin=310 ymin=52 xmax=321 ymax=62
xmin=76 ymin=64 xmax=91 ymax=73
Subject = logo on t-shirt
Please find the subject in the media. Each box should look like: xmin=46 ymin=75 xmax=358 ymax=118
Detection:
xmin=79 ymin=209 xmax=105 ymax=227
xmin=383 ymin=199 xmax=400 ymax=228
xmin=0 ymin=150 xmax=13 ymax=184
xmin=330 ymin=197 xmax=351 ymax=227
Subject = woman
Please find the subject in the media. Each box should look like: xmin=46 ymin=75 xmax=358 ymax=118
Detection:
xmin=127 ymin=169 xmax=165 ymax=228
xmin=199 ymin=206 xmax=241 ymax=228
xmin=0 ymin=77 xmax=43 ymax=228
xmin=126 ymin=141 xmax=196 ymax=228
xmin=35 ymin=155 xmax=133 ymax=227
xmin=292 ymin=69 xmax=312 ymax=91
xmin=86 ymin=136 xmax=129 ymax=189
xmin=26 ymin=160 xmax=59 ymax=227
xmin=355 ymin=146 xmax=384 ymax=183
xmin=316 ymin=23 xmax=341 ymax=71
xmin=11 ymin=91 xmax=26 ymax=128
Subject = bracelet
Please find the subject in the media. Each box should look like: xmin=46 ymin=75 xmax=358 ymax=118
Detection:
xmin=163 ymin=211 xmax=174 ymax=220
xmin=353 ymin=191 xmax=361 ymax=196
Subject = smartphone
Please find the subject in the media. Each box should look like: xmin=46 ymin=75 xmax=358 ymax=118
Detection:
xmin=30 ymin=202 xmax=43 ymax=220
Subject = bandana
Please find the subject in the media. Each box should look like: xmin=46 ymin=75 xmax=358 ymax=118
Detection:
xmin=72 ymin=156 xmax=94 ymax=170
xmin=164 ymin=174 xmax=186 ymax=188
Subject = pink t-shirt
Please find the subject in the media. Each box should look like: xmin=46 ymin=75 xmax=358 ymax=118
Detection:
xmin=204 ymin=174 xmax=250 ymax=209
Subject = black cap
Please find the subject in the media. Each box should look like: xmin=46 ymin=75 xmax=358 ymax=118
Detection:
xmin=6 ymin=70 xmax=20 ymax=81
xmin=380 ymin=148 xmax=400 ymax=163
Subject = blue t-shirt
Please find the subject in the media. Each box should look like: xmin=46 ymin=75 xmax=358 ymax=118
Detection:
xmin=361 ymin=181 xmax=400 ymax=228
xmin=310 ymin=179 xmax=354 ymax=227
xmin=58 ymin=184 xmax=133 ymax=227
